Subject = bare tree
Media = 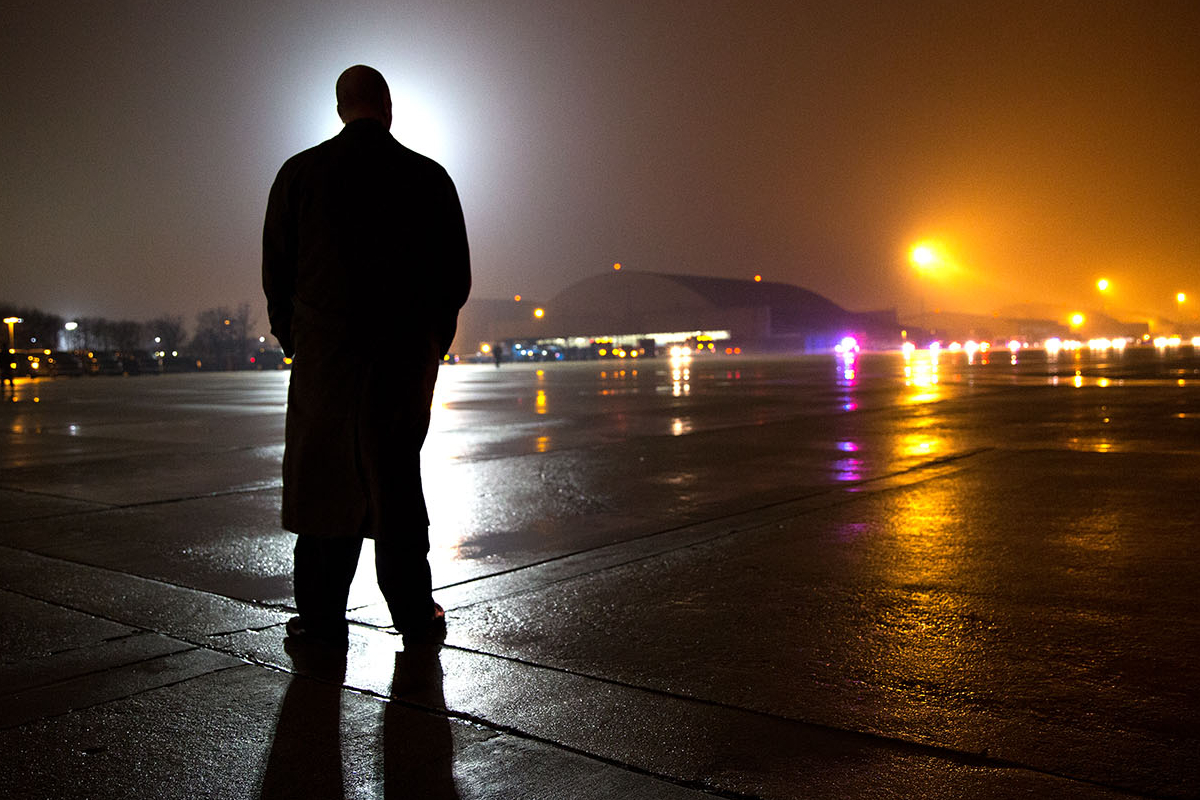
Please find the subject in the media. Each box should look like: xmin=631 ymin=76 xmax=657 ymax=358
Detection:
xmin=111 ymin=320 xmax=143 ymax=354
xmin=0 ymin=304 xmax=65 ymax=350
xmin=78 ymin=317 xmax=114 ymax=352
xmin=146 ymin=315 xmax=186 ymax=352
xmin=191 ymin=302 xmax=257 ymax=370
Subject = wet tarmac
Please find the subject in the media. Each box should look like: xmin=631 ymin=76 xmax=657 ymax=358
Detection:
xmin=1 ymin=347 xmax=1198 ymax=798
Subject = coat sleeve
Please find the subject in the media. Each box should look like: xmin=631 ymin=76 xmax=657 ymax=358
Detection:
xmin=262 ymin=166 xmax=297 ymax=357
xmin=434 ymin=171 xmax=472 ymax=357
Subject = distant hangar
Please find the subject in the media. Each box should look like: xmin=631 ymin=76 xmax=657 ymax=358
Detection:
xmin=451 ymin=270 xmax=900 ymax=358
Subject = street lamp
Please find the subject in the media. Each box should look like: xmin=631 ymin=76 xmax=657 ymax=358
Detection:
xmin=4 ymin=317 xmax=21 ymax=352
xmin=1095 ymin=278 xmax=1112 ymax=316
xmin=910 ymin=244 xmax=938 ymax=270
xmin=909 ymin=242 xmax=942 ymax=320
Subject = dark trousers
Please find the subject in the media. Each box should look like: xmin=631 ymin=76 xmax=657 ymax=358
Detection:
xmin=293 ymin=531 xmax=434 ymax=638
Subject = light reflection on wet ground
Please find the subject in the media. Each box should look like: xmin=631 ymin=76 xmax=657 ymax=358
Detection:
xmin=411 ymin=348 xmax=1200 ymax=579
xmin=430 ymin=345 xmax=1199 ymax=460
xmin=3 ymin=347 xmax=1198 ymax=596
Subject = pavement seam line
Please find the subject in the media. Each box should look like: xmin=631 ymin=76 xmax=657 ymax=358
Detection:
xmin=0 ymin=483 xmax=281 ymax=524
xmin=242 ymin=656 xmax=753 ymax=800
xmin=426 ymin=641 xmax=1159 ymax=800
xmin=0 ymin=652 xmax=248 ymax=732
xmin=0 ymin=643 xmax=202 ymax=700
xmin=18 ymin=537 xmax=1148 ymax=799
xmin=425 ymin=446 xmax=1000 ymax=597
xmin=0 ymin=483 xmax=121 ymax=509
xmin=0 ymin=449 xmax=998 ymax=627
xmin=31 ymin=629 xmax=151 ymax=660
xmin=234 ymin=639 xmax=1157 ymax=800
xmin=0 ymin=544 xmax=297 ymax=620
xmin=425 ymin=449 xmax=1006 ymax=614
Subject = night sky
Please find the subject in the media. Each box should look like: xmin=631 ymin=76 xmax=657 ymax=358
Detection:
xmin=3 ymin=1 xmax=1197 ymax=332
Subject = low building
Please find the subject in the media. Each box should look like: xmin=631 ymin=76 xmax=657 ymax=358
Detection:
xmin=451 ymin=271 xmax=900 ymax=358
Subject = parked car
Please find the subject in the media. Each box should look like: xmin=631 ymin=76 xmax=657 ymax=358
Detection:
xmin=9 ymin=349 xmax=46 ymax=377
xmin=115 ymin=351 xmax=163 ymax=376
xmin=85 ymin=352 xmax=125 ymax=376
xmin=47 ymin=352 xmax=85 ymax=376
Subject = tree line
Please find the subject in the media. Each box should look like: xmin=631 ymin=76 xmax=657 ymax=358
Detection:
xmin=0 ymin=301 xmax=282 ymax=371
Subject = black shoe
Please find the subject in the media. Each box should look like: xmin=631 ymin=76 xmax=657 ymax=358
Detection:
xmin=401 ymin=603 xmax=447 ymax=645
xmin=283 ymin=623 xmax=347 ymax=677
xmin=284 ymin=616 xmax=349 ymax=650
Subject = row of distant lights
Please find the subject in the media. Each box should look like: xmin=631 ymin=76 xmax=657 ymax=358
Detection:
xmin=667 ymin=344 xmax=743 ymax=358
xmin=1150 ymin=336 xmax=1200 ymax=348
xmin=513 ymin=344 xmax=562 ymax=360
xmin=900 ymin=336 xmax=1200 ymax=357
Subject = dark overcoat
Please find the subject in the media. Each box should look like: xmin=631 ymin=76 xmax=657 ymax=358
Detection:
xmin=262 ymin=119 xmax=470 ymax=539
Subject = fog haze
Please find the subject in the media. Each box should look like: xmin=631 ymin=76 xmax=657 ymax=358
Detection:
xmin=2 ymin=1 xmax=1197 ymax=329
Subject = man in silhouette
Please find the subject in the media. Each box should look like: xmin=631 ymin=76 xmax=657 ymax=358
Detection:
xmin=263 ymin=65 xmax=470 ymax=647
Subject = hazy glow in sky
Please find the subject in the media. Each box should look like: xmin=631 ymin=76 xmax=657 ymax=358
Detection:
xmin=2 ymin=0 xmax=1197 ymax=330
xmin=312 ymin=76 xmax=451 ymax=165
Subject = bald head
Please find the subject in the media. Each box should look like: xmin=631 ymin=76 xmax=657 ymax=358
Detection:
xmin=336 ymin=65 xmax=392 ymax=129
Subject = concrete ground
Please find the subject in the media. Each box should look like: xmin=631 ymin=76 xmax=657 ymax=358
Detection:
xmin=1 ymin=349 xmax=1198 ymax=798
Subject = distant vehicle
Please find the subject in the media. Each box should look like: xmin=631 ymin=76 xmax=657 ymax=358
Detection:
xmin=138 ymin=352 xmax=164 ymax=374
xmin=116 ymin=351 xmax=162 ymax=375
xmin=3 ymin=349 xmax=89 ymax=377
xmin=510 ymin=343 xmax=564 ymax=362
xmin=47 ymin=352 xmax=85 ymax=377
xmin=8 ymin=349 xmax=47 ymax=377
xmin=250 ymin=346 xmax=289 ymax=370
xmin=86 ymin=352 xmax=125 ymax=376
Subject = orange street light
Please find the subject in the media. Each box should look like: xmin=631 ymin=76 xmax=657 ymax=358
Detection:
xmin=908 ymin=241 xmax=945 ymax=319
xmin=1070 ymin=312 xmax=1086 ymax=328
xmin=4 ymin=316 xmax=21 ymax=351
xmin=533 ymin=307 xmax=545 ymax=319
xmin=909 ymin=243 xmax=939 ymax=271
xmin=1095 ymin=279 xmax=1112 ymax=313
